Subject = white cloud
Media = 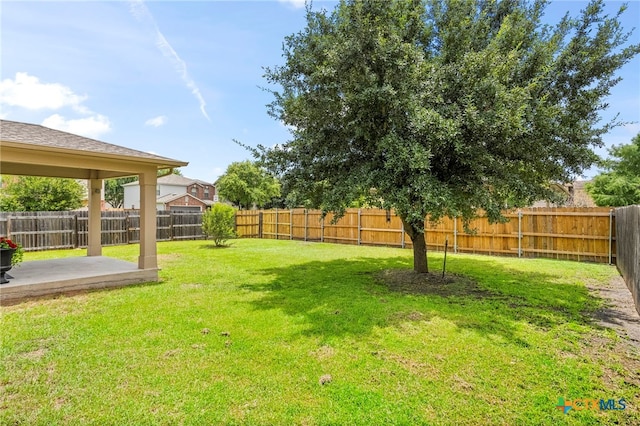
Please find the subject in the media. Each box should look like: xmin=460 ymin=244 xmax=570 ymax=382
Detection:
xmin=0 ymin=72 xmax=87 ymax=112
xmin=42 ymin=114 xmax=111 ymax=139
xmin=0 ymin=72 xmax=112 ymax=137
xmin=278 ymin=0 xmax=307 ymax=9
xmin=145 ymin=115 xmax=167 ymax=127
xmin=129 ymin=0 xmax=210 ymax=122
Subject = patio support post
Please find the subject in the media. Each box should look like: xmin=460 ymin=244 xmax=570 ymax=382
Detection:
xmin=87 ymin=178 xmax=103 ymax=256
xmin=138 ymin=169 xmax=158 ymax=270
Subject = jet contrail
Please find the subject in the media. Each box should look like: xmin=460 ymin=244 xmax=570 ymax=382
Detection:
xmin=129 ymin=0 xmax=210 ymax=122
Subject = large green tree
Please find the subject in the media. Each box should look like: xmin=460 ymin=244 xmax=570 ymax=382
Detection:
xmin=216 ymin=161 xmax=281 ymax=209
xmin=253 ymin=0 xmax=639 ymax=273
xmin=0 ymin=176 xmax=84 ymax=211
xmin=586 ymin=133 xmax=640 ymax=206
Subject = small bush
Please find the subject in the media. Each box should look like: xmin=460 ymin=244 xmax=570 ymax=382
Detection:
xmin=202 ymin=204 xmax=236 ymax=246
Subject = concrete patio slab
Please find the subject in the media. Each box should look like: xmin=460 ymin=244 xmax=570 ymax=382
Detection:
xmin=0 ymin=257 xmax=158 ymax=305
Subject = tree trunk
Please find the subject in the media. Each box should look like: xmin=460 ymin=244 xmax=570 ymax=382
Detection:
xmin=401 ymin=218 xmax=428 ymax=274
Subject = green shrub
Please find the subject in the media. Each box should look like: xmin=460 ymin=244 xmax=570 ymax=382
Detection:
xmin=202 ymin=203 xmax=236 ymax=246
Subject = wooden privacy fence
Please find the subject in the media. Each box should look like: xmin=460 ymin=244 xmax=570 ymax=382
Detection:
xmin=615 ymin=205 xmax=640 ymax=315
xmin=236 ymin=207 xmax=616 ymax=263
xmin=0 ymin=210 xmax=204 ymax=251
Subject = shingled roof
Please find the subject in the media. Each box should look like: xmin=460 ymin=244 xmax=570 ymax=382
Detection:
xmin=0 ymin=119 xmax=187 ymax=179
xmin=122 ymin=174 xmax=214 ymax=187
xmin=0 ymin=119 xmax=178 ymax=163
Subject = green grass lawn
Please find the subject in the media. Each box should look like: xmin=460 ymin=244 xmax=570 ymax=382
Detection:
xmin=1 ymin=239 xmax=638 ymax=425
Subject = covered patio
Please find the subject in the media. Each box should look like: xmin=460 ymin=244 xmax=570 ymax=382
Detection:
xmin=0 ymin=119 xmax=188 ymax=304
xmin=0 ymin=257 xmax=157 ymax=305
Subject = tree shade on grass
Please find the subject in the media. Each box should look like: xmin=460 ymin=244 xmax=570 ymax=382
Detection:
xmin=251 ymin=0 xmax=640 ymax=273
xmin=1 ymin=239 xmax=638 ymax=425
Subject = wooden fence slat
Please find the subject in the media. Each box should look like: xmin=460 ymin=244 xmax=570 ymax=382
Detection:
xmin=0 ymin=210 xmax=205 ymax=250
xmin=235 ymin=207 xmax=618 ymax=263
xmin=0 ymin=207 xmax=622 ymax=266
xmin=615 ymin=205 xmax=640 ymax=315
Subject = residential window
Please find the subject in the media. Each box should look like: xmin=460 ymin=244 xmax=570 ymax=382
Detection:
xmin=204 ymin=186 xmax=210 ymax=199
xmin=191 ymin=186 xmax=197 ymax=195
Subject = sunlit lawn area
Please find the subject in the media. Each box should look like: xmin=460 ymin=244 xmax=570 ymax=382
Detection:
xmin=1 ymin=239 xmax=638 ymax=425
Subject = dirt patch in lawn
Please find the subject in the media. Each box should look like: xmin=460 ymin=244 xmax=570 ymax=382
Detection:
xmin=376 ymin=269 xmax=490 ymax=298
xmin=563 ymin=273 xmax=639 ymax=393
xmin=588 ymin=275 xmax=640 ymax=350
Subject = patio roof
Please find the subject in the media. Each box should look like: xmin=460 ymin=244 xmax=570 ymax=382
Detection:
xmin=0 ymin=119 xmax=187 ymax=179
xmin=0 ymin=119 xmax=188 ymax=302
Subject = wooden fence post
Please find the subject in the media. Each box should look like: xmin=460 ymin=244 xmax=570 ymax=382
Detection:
xmin=74 ymin=215 xmax=79 ymax=248
xmin=357 ymin=209 xmax=361 ymax=245
xmin=290 ymin=209 xmax=293 ymax=240
xmin=275 ymin=208 xmax=279 ymax=240
xmin=518 ymin=210 xmax=523 ymax=258
xmin=321 ymin=215 xmax=324 ymax=243
xmin=453 ymin=216 xmax=458 ymax=254
xmin=401 ymin=220 xmax=405 ymax=249
xmin=609 ymin=209 xmax=614 ymax=265
xmin=170 ymin=211 xmax=175 ymax=241
xmin=259 ymin=211 xmax=263 ymax=239
xmin=125 ymin=213 xmax=130 ymax=244
xmin=304 ymin=209 xmax=308 ymax=241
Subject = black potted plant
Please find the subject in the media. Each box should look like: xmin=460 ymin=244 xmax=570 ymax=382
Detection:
xmin=0 ymin=237 xmax=24 ymax=284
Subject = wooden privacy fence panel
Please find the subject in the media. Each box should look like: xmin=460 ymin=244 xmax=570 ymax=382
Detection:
xmin=0 ymin=211 xmax=78 ymax=251
xmin=236 ymin=207 xmax=616 ymax=263
xmin=0 ymin=210 xmax=205 ymax=251
xmin=518 ymin=208 xmax=615 ymax=262
xmin=172 ymin=212 xmax=204 ymax=240
xmin=615 ymin=205 xmax=640 ymax=315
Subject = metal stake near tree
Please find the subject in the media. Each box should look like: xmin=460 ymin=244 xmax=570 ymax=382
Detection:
xmin=249 ymin=0 xmax=639 ymax=274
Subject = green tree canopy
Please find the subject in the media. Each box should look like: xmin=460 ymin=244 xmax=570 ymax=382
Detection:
xmin=216 ymin=161 xmax=281 ymax=209
xmin=0 ymin=176 xmax=84 ymax=211
xmin=252 ymin=0 xmax=639 ymax=273
xmin=586 ymin=133 xmax=640 ymax=206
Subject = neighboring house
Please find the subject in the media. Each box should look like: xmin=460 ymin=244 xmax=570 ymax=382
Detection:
xmin=123 ymin=174 xmax=217 ymax=211
xmin=532 ymin=180 xmax=596 ymax=207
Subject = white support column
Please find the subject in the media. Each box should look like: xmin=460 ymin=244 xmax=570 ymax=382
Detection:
xmin=87 ymin=178 xmax=103 ymax=256
xmin=138 ymin=169 xmax=158 ymax=270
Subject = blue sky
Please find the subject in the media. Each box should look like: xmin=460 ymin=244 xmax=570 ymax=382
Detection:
xmin=1 ymin=1 xmax=638 ymax=183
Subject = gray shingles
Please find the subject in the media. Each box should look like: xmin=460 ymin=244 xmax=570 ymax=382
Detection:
xmin=1 ymin=119 xmax=183 ymax=164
